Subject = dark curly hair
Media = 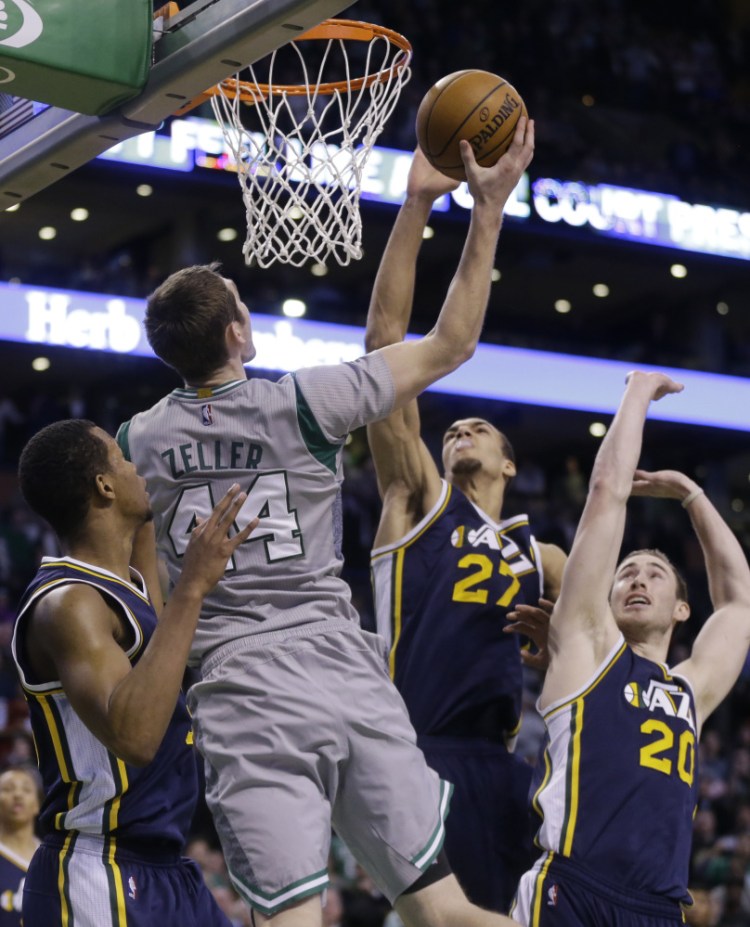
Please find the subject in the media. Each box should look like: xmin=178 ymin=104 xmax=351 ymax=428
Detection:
xmin=18 ymin=420 xmax=110 ymax=541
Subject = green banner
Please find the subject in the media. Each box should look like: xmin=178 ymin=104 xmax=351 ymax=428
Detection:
xmin=0 ymin=0 xmax=153 ymax=115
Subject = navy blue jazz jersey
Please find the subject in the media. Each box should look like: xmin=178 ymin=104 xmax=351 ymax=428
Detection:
xmin=0 ymin=842 xmax=27 ymax=926
xmin=11 ymin=557 xmax=198 ymax=849
xmin=513 ymin=636 xmax=699 ymax=924
xmin=371 ymin=480 xmax=543 ymax=739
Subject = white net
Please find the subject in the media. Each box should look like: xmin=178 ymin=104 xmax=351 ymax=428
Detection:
xmin=210 ymin=21 xmax=412 ymax=268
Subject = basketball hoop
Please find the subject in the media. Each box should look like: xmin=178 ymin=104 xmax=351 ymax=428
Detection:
xmin=175 ymin=20 xmax=412 ymax=268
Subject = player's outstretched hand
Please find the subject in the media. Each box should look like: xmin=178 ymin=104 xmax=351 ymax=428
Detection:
xmin=504 ymin=597 xmax=554 ymax=672
xmin=460 ymin=115 xmax=534 ymax=208
xmin=631 ymin=469 xmax=698 ymax=502
xmin=624 ymin=370 xmax=684 ymax=402
xmin=408 ymin=145 xmax=460 ymax=200
xmin=179 ymin=484 xmax=258 ymax=599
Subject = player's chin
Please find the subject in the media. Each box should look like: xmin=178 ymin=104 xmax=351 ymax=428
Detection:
xmin=451 ymin=457 xmax=482 ymax=476
xmin=615 ymin=610 xmax=651 ymax=635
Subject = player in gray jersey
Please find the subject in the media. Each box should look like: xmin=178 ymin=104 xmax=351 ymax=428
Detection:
xmin=117 ymin=121 xmax=534 ymax=927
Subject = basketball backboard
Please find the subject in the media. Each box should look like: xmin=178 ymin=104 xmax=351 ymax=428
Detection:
xmin=0 ymin=0 xmax=355 ymax=210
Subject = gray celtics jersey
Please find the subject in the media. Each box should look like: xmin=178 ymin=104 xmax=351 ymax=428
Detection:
xmin=117 ymin=353 xmax=394 ymax=665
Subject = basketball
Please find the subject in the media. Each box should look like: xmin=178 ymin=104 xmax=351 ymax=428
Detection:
xmin=415 ymin=70 xmax=527 ymax=181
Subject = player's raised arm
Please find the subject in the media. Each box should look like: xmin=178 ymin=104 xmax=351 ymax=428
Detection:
xmin=632 ymin=469 xmax=750 ymax=726
xmin=365 ymin=149 xmax=459 ymax=534
xmin=541 ymin=372 xmax=684 ymax=705
xmin=365 ymin=148 xmax=459 ymax=354
xmin=375 ymin=117 xmax=533 ymax=407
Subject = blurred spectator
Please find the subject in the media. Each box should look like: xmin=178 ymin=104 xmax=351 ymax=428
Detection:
xmin=323 ymin=884 xmax=344 ymax=927
xmin=340 ymin=865 xmax=391 ymax=927
xmin=0 ymin=399 xmax=23 ymax=467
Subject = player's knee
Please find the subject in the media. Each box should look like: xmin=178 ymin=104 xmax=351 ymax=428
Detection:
xmin=395 ymin=856 xmax=475 ymax=927
xmin=402 ymin=851 xmax=453 ymax=897
xmin=252 ymin=893 xmax=323 ymax=927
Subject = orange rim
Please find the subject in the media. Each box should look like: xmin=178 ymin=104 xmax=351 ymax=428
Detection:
xmin=173 ymin=19 xmax=412 ymax=114
xmin=153 ymin=1 xmax=179 ymax=21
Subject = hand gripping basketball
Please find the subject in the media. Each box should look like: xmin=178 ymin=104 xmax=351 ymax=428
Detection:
xmin=416 ymin=69 xmax=528 ymax=181
xmin=459 ymin=117 xmax=534 ymax=208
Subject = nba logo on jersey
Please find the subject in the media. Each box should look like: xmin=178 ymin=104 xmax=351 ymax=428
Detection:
xmin=547 ymin=884 xmax=559 ymax=907
xmin=128 ymin=876 xmax=138 ymax=900
xmin=201 ymin=403 xmax=213 ymax=426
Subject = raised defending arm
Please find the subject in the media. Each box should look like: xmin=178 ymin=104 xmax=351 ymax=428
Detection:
xmin=633 ymin=469 xmax=750 ymax=725
xmin=375 ymin=118 xmax=534 ymax=406
xmin=365 ymin=148 xmax=459 ymax=354
xmin=540 ymin=372 xmax=684 ymax=706
xmin=365 ymin=149 xmax=459 ymax=536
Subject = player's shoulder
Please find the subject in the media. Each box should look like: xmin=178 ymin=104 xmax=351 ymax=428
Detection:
xmin=28 ymin=580 xmax=111 ymax=632
xmin=117 ymin=391 xmax=173 ymax=438
xmin=498 ymin=511 xmax=532 ymax=531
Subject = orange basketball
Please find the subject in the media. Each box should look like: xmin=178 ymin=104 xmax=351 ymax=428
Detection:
xmin=415 ymin=70 xmax=527 ymax=181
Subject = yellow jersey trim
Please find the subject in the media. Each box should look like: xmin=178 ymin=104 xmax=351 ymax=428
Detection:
xmin=389 ymin=548 xmax=406 ymax=679
xmin=544 ymin=638 xmax=628 ymax=720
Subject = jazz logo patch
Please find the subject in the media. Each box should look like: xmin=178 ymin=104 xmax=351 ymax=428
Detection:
xmin=201 ymin=403 xmax=214 ymax=426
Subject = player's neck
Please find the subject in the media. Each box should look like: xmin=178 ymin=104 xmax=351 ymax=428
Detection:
xmin=186 ymin=357 xmax=247 ymax=389
xmin=625 ymin=632 xmax=671 ymax=666
xmin=0 ymin=824 xmax=38 ymax=862
xmin=64 ymin=519 xmax=137 ymax=583
xmin=453 ymin=474 xmax=506 ymax=521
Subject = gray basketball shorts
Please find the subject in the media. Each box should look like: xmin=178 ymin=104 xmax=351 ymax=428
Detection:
xmin=188 ymin=621 xmax=452 ymax=916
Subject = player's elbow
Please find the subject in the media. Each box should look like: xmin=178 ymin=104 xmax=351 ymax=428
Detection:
xmin=442 ymin=339 xmax=476 ymax=372
xmin=121 ymin=750 xmax=154 ymax=768
xmin=459 ymin=340 xmax=477 ymax=364
xmin=107 ymin=732 xmax=160 ymax=767
xmin=588 ymin=473 xmax=629 ymax=505
xmin=430 ymin=322 xmax=479 ymax=371
xmin=118 ymin=742 xmax=158 ymax=767
xmin=365 ymin=321 xmax=404 ymax=354
xmin=425 ymin=341 xmax=475 ymax=384
xmin=364 ymin=330 xmax=385 ymax=353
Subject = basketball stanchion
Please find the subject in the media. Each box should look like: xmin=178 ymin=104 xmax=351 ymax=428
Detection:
xmin=176 ymin=19 xmax=412 ymax=268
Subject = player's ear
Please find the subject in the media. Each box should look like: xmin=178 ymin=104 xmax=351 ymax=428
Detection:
xmin=226 ymin=318 xmax=246 ymax=350
xmin=94 ymin=471 xmax=116 ymax=501
xmin=673 ymin=599 xmax=690 ymax=625
xmin=502 ymin=458 xmax=517 ymax=479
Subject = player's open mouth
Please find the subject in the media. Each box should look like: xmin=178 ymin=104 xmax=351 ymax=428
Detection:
xmin=625 ymin=595 xmax=650 ymax=606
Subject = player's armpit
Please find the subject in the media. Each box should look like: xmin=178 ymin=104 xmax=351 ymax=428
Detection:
xmin=367 ymin=406 xmax=442 ymax=507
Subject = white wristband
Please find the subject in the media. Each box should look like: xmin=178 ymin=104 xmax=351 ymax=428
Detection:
xmin=681 ymin=488 xmax=704 ymax=508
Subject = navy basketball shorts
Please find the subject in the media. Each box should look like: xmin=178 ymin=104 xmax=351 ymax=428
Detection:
xmin=511 ymin=853 xmax=686 ymax=926
xmin=23 ymin=833 xmax=234 ymax=927
xmin=418 ymin=734 xmax=534 ymax=914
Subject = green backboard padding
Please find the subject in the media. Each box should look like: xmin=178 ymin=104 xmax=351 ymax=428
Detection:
xmin=0 ymin=0 xmax=153 ymax=115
